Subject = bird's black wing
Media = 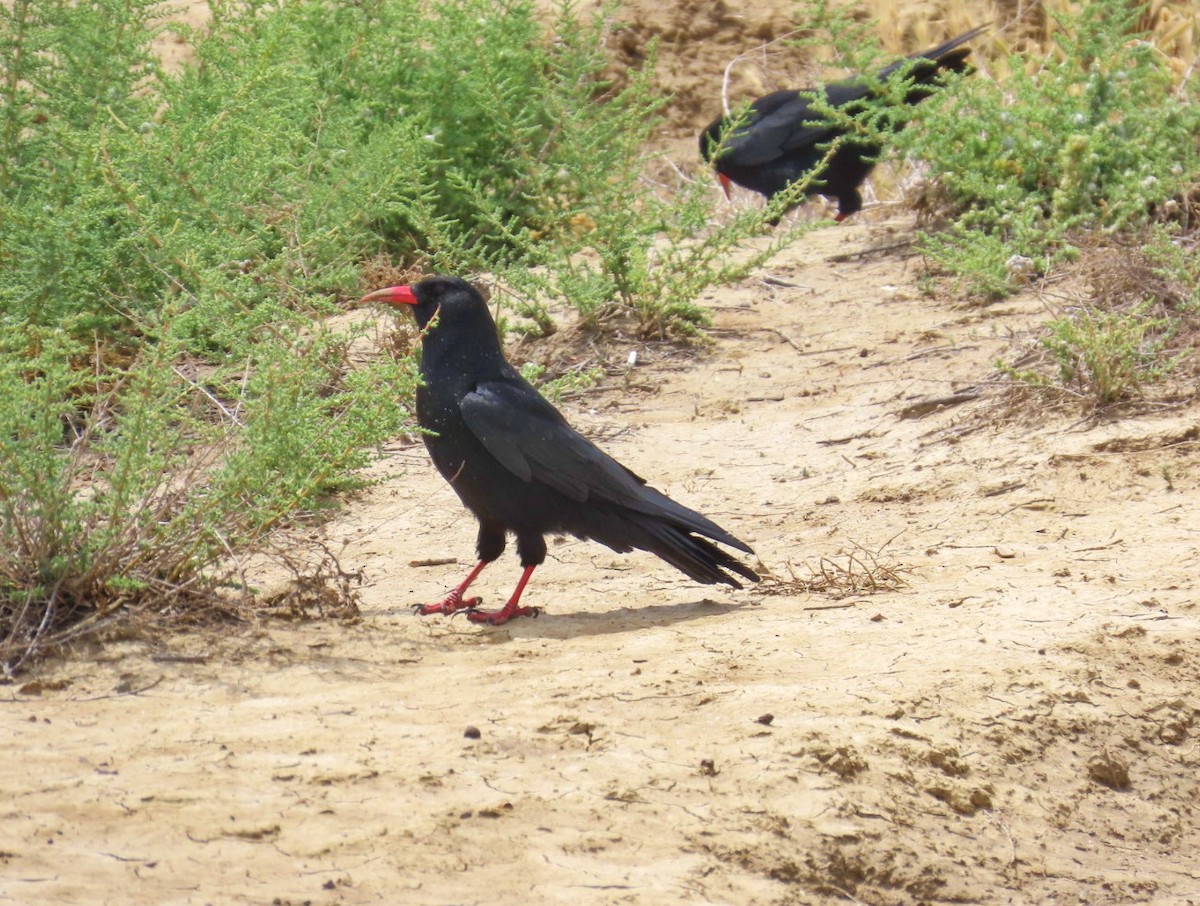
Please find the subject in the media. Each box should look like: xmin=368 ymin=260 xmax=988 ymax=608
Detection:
xmin=721 ymin=84 xmax=885 ymax=166
xmin=725 ymin=24 xmax=987 ymax=165
xmin=458 ymin=377 xmax=751 ymax=552
xmin=459 ymin=377 xmax=636 ymax=503
xmin=717 ymin=93 xmax=827 ymax=166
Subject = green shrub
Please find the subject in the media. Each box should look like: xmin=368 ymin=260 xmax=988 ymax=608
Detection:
xmin=1 ymin=0 xmax=811 ymax=667
xmin=900 ymin=0 xmax=1200 ymax=297
xmin=1040 ymin=302 xmax=1177 ymax=406
xmin=996 ymin=228 xmax=1197 ymax=410
xmin=1 ymin=0 xmax=428 ymax=667
xmin=412 ymin=1 xmax=814 ymax=339
xmin=0 ymin=305 xmax=416 ymax=671
xmin=889 ymin=0 xmax=1199 ymax=408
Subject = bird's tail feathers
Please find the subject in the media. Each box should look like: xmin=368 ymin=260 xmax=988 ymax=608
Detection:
xmin=880 ymin=24 xmax=988 ymax=86
xmin=628 ymin=515 xmax=760 ymax=589
xmin=911 ymin=24 xmax=989 ymax=67
xmin=633 ymin=486 xmax=755 ymax=555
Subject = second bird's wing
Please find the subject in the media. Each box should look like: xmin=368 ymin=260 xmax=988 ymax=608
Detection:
xmin=721 ymin=85 xmax=880 ymax=166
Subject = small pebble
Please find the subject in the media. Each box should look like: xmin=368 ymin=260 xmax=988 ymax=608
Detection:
xmin=464 ymin=726 xmax=481 ymax=739
xmin=756 ymin=713 xmax=775 ymax=726
xmin=1087 ymin=755 xmax=1130 ymax=790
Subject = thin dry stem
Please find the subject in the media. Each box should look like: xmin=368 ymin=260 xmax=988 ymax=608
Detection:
xmin=756 ymin=539 xmax=913 ymax=599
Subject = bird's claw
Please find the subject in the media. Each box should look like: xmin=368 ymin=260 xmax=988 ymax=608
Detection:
xmin=412 ymin=595 xmax=482 ymax=617
xmin=414 ymin=601 xmax=539 ymax=625
xmin=464 ymin=605 xmax=540 ymax=626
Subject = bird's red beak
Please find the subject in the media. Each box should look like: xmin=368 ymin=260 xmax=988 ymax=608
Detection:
xmin=717 ymin=172 xmax=732 ymax=201
xmin=361 ymin=284 xmax=417 ymax=307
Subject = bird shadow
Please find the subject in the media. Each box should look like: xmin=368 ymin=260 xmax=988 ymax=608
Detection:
xmin=486 ymin=597 xmax=752 ymax=641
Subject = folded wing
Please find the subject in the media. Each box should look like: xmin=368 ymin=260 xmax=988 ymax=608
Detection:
xmin=459 ymin=377 xmax=753 ymax=555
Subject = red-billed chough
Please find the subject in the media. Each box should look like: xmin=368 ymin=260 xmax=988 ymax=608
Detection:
xmin=363 ymin=275 xmax=759 ymax=625
xmin=700 ymin=25 xmax=985 ymax=221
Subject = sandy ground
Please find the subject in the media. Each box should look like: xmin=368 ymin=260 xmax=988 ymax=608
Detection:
xmin=5 ymin=216 xmax=1200 ymax=905
xmin=5 ymin=2 xmax=1200 ymax=904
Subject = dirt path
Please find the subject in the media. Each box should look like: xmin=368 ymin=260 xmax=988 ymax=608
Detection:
xmin=4 ymin=217 xmax=1198 ymax=905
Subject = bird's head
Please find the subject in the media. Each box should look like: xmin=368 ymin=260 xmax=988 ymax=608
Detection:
xmin=362 ymin=275 xmax=492 ymax=329
xmin=362 ymin=275 xmax=505 ymax=368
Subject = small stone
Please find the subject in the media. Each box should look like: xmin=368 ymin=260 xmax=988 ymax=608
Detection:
xmin=1005 ymin=254 xmax=1036 ymax=284
xmin=1087 ymin=755 xmax=1130 ymax=790
xmin=756 ymin=713 xmax=775 ymax=726
xmin=464 ymin=726 xmax=481 ymax=740
xmin=1159 ymin=722 xmax=1186 ymax=745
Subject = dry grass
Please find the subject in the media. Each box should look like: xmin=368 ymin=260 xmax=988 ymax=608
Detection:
xmin=239 ymin=540 xmax=365 ymax=623
xmin=755 ymin=540 xmax=913 ymax=599
xmin=862 ymin=0 xmax=1197 ymax=71
xmin=982 ymin=227 xmax=1200 ymax=422
xmin=704 ymin=0 xmax=1199 ymax=100
xmin=1074 ymin=234 xmax=1196 ymax=314
xmin=2 ymin=531 xmax=367 ymax=675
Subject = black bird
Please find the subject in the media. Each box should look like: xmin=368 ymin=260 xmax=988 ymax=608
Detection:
xmin=363 ymin=276 xmax=759 ymax=625
xmin=700 ymin=25 xmax=985 ymax=221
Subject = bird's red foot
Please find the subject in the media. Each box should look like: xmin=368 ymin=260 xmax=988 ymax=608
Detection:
xmin=463 ymin=604 xmax=541 ymax=626
xmin=412 ymin=593 xmax=481 ymax=616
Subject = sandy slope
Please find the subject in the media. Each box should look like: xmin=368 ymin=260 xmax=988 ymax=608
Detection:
xmin=5 ymin=217 xmax=1199 ymax=906
xmin=7 ymin=4 xmax=1198 ymax=904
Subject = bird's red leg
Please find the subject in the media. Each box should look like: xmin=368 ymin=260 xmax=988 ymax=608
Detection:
xmin=466 ymin=565 xmax=540 ymax=626
xmin=414 ymin=560 xmax=487 ymax=616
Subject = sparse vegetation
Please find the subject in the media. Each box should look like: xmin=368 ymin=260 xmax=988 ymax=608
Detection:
xmin=0 ymin=0 xmax=807 ymax=669
xmin=757 ymin=542 xmax=912 ymax=599
xmin=995 ymin=230 xmax=1200 ymax=412
xmin=1001 ymin=299 xmax=1179 ymax=410
xmin=4 ymin=0 xmax=1199 ymax=667
xmin=890 ymin=0 xmax=1200 ymax=408
xmin=519 ymin=361 xmax=604 ymax=404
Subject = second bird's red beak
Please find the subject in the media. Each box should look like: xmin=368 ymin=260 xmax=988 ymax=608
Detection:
xmin=361 ymin=285 xmax=417 ymax=306
xmin=717 ymin=172 xmax=732 ymax=200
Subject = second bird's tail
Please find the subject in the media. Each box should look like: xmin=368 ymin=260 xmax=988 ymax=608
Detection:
xmin=881 ymin=24 xmax=988 ymax=101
